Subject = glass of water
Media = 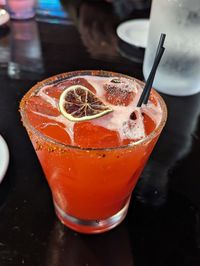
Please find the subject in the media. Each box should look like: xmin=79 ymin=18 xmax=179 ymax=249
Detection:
xmin=143 ymin=0 xmax=200 ymax=96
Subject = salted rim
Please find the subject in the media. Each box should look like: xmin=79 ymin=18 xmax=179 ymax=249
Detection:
xmin=20 ymin=70 xmax=167 ymax=151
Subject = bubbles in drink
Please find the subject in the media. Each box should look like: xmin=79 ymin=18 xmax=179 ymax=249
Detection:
xmin=24 ymin=74 xmax=162 ymax=148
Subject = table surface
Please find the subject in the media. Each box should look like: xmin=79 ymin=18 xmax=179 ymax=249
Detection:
xmin=1 ymin=1 xmax=200 ymax=266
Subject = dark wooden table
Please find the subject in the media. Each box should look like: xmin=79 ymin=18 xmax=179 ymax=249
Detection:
xmin=0 ymin=2 xmax=200 ymax=265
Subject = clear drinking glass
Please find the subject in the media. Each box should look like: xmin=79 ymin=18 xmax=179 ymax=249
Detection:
xmin=143 ymin=0 xmax=200 ymax=96
xmin=6 ymin=0 xmax=36 ymax=20
xmin=20 ymin=70 xmax=167 ymax=234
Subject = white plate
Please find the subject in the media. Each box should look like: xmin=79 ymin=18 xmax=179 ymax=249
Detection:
xmin=116 ymin=19 xmax=149 ymax=49
xmin=0 ymin=135 xmax=9 ymax=184
xmin=0 ymin=9 xmax=10 ymax=26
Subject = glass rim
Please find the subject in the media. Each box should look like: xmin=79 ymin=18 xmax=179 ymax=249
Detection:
xmin=20 ymin=70 xmax=167 ymax=151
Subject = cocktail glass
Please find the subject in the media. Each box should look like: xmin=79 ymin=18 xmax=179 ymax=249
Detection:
xmin=20 ymin=70 xmax=167 ymax=234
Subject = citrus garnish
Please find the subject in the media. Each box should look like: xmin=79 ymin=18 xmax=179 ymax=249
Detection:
xmin=59 ymin=85 xmax=113 ymax=122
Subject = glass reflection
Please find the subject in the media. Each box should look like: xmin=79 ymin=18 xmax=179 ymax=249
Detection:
xmin=8 ymin=19 xmax=44 ymax=79
xmin=46 ymin=220 xmax=134 ymax=266
xmin=0 ymin=26 xmax=10 ymax=69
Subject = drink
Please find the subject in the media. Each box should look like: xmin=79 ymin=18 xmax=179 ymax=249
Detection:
xmin=143 ymin=0 xmax=200 ymax=96
xmin=6 ymin=0 xmax=36 ymax=20
xmin=20 ymin=70 xmax=167 ymax=234
xmin=0 ymin=0 xmax=5 ymax=6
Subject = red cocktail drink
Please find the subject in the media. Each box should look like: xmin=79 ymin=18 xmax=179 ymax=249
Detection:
xmin=20 ymin=70 xmax=167 ymax=233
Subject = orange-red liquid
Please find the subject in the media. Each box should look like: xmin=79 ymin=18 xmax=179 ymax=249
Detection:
xmin=20 ymin=72 xmax=165 ymax=233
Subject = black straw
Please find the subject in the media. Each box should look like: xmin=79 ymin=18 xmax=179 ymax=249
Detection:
xmin=156 ymin=33 xmax=166 ymax=57
xmin=143 ymin=47 xmax=165 ymax=104
xmin=143 ymin=34 xmax=166 ymax=104
xmin=137 ymin=33 xmax=166 ymax=107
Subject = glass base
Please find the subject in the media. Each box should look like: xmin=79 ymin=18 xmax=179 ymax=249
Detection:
xmin=8 ymin=11 xmax=35 ymax=20
xmin=54 ymin=198 xmax=130 ymax=234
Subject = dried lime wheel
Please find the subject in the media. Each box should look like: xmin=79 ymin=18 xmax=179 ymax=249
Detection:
xmin=59 ymin=85 xmax=113 ymax=122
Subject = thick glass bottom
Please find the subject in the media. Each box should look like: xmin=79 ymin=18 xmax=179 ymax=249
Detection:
xmin=54 ymin=198 xmax=130 ymax=234
xmin=9 ymin=11 xmax=35 ymax=20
